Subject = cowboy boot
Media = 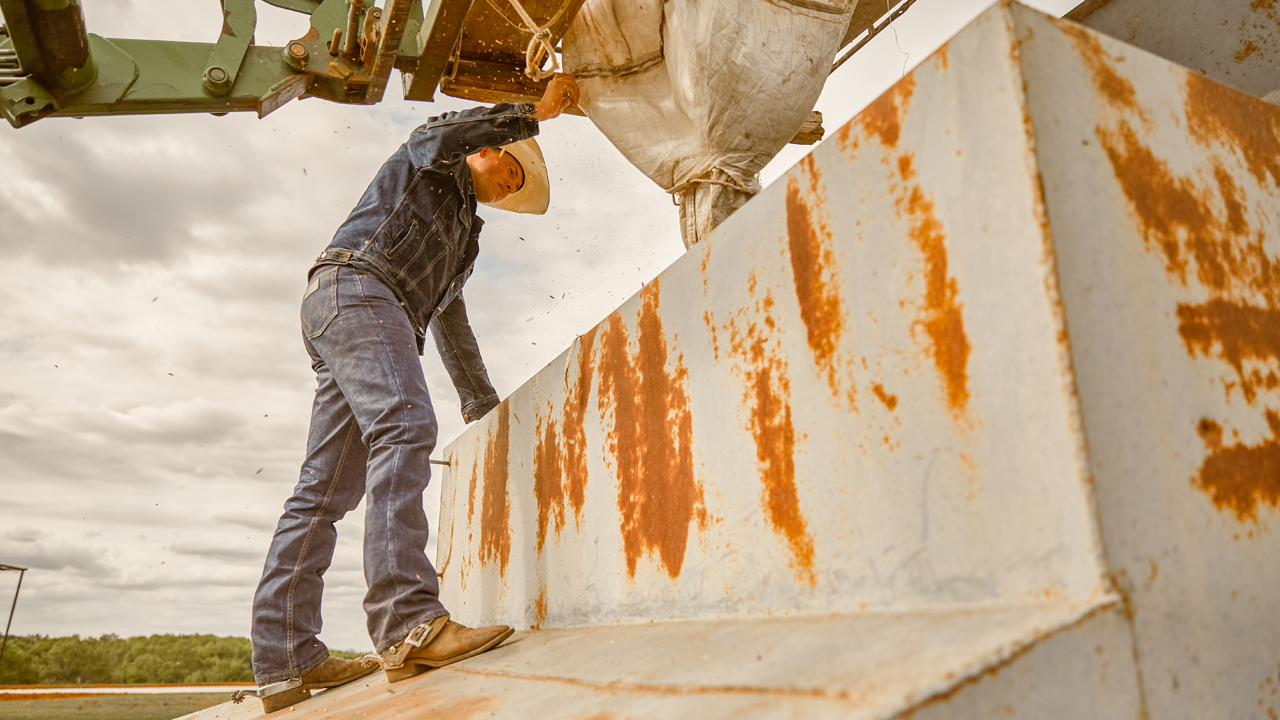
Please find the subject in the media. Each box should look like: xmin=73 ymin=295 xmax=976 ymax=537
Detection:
xmin=380 ymin=615 xmax=514 ymax=683
xmin=232 ymin=654 xmax=382 ymax=713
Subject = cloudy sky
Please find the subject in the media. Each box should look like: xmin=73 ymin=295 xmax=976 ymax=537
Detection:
xmin=0 ymin=0 xmax=1076 ymax=653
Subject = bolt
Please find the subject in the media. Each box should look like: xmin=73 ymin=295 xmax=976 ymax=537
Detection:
xmin=288 ymin=42 xmax=309 ymax=62
xmin=203 ymin=66 xmax=233 ymax=96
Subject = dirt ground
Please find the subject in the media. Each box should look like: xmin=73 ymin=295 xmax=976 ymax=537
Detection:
xmin=0 ymin=692 xmax=228 ymax=719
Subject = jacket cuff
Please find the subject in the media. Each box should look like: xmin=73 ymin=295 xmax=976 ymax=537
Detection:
xmin=461 ymin=394 xmax=500 ymax=424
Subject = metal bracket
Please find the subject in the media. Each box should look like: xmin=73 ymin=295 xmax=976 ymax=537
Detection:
xmin=204 ymin=0 xmax=257 ymax=96
xmin=258 ymin=71 xmax=310 ymax=117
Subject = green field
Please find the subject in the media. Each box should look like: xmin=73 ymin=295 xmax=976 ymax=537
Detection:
xmin=0 ymin=692 xmax=228 ymax=720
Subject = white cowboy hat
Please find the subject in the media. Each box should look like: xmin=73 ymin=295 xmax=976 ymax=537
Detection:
xmin=482 ymin=137 xmax=549 ymax=215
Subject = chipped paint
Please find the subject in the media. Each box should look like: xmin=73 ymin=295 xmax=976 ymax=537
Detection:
xmin=480 ymin=406 xmax=512 ymax=576
xmin=599 ymin=280 xmax=703 ymax=580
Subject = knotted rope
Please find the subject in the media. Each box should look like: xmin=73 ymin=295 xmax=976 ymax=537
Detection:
xmin=507 ymin=0 xmax=559 ymax=81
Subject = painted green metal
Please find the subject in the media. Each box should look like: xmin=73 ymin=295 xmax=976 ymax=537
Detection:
xmin=204 ymin=0 xmax=257 ymax=96
xmin=0 ymin=0 xmax=434 ymax=128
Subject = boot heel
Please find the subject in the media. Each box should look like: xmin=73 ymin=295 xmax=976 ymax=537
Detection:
xmin=262 ymin=686 xmax=311 ymax=713
xmin=385 ymin=662 xmax=426 ymax=683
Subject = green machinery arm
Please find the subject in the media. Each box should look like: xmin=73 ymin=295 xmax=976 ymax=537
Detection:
xmin=0 ymin=0 xmax=434 ymax=128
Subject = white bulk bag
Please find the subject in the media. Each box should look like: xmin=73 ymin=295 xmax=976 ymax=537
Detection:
xmin=563 ymin=0 xmax=855 ymax=247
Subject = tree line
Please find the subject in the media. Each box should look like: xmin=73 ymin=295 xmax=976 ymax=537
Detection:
xmin=0 ymin=634 xmax=363 ymax=685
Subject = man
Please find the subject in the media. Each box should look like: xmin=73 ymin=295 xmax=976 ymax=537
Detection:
xmin=239 ymin=74 xmax=581 ymax=714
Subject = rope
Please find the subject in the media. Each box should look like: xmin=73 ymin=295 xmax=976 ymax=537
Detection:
xmin=506 ymin=0 xmax=559 ymax=81
xmin=670 ymin=175 xmax=757 ymax=205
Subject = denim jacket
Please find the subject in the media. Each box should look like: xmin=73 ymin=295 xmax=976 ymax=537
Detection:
xmin=313 ymin=103 xmax=539 ymax=423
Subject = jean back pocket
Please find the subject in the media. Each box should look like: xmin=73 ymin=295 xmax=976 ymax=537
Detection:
xmin=302 ymin=265 xmax=339 ymax=339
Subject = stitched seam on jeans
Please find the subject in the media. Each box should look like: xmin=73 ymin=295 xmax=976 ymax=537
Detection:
xmin=282 ymin=384 xmax=359 ymax=675
xmin=359 ymin=273 xmax=414 ymax=633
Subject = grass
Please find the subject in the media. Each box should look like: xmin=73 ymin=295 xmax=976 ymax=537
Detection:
xmin=0 ymin=692 xmax=229 ymax=719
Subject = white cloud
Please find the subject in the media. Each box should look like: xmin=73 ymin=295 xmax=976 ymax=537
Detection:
xmin=0 ymin=0 xmax=1082 ymax=653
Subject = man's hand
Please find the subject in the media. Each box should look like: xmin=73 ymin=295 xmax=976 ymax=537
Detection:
xmin=532 ymin=74 xmax=580 ymax=121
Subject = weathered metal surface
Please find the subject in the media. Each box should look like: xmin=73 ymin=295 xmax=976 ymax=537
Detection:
xmin=1012 ymin=4 xmax=1280 ymax=717
xmin=1066 ymin=0 xmax=1280 ymax=105
xmin=184 ymin=599 xmax=1138 ymax=719
xmin=438 ymin=0 xmax=1108 ymax=632
xmin=180 ymin=3 xmax=1280 ymax=718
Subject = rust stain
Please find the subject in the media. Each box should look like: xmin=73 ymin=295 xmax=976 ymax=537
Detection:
xmin=854 ymin=74 xmax=915 ymax=151
xmin=1195 ymin=415 xmax=1280 ymax=522
xmin=1235 ymin=39 xmax=1261 ymax=63
xmin=531 ymin=329 xmax=599 ymax=553
xmin=1252 ymin=0 xmax=1276 ymax=9
xmin=1097 ymin=74 xmax=1280 ymax=527
xmin=724 ymin=281 xmax=817 ymax=586
xmin=1178 ymin=300 xmax=1280 ymax=403
xmin=479 ymin=406 xmax=512 ymax=576
xmin=531 ymin=585 xmax=548 ymax=629
xmin=898 ymin=153 xmax=916 ymax=181
xmin=1058 ymin=21 xmax=1142 ymax=115
xmin=903 ymin=182 xmax=971 ymax=417
xmin=599 ymin=279 xmax=703 ymax=580
xmin=872 ymin=383 xmax=898 ymax=411
xmin=467 ymin=451 xmax=479 ymax=528
xmin=786 ymin=160 xmax=853 ymax=407
xmin=563 ymin=327 xmax=598 ymax=522
xmin=534 ymin=410 xmax=564 ymax=553
xmin=1097 ymin=122 xmax=1207 ymax=281
xmin=934 ymin=42 xmax=949 ymax=71
xmin=1185 ymin=72 xmax=1280 ymax=189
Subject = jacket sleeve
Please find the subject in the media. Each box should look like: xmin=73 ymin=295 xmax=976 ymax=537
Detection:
xmin=429 ymin=292 xmax=500 ymax=423
xmin=406 ymin=103 xmax=539 ymax=169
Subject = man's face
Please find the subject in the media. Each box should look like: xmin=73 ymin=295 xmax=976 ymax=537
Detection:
xmin=467 ymin=148 xmax=525 ymax=204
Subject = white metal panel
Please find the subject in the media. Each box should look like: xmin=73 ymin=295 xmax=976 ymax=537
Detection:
xmin=185 ymin=599 xmax=1133 ymax=720
xmin=1014 ymin=4 xmax=1280 ymax=718
xmin=437 ymin=0 xmax=1109 ymax=632
xmin=1068 ymin=0 xmax=1280 ymax=105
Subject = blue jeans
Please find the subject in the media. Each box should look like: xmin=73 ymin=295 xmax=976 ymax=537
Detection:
xmin=250 ymin=265 xmax=447 ymax=684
